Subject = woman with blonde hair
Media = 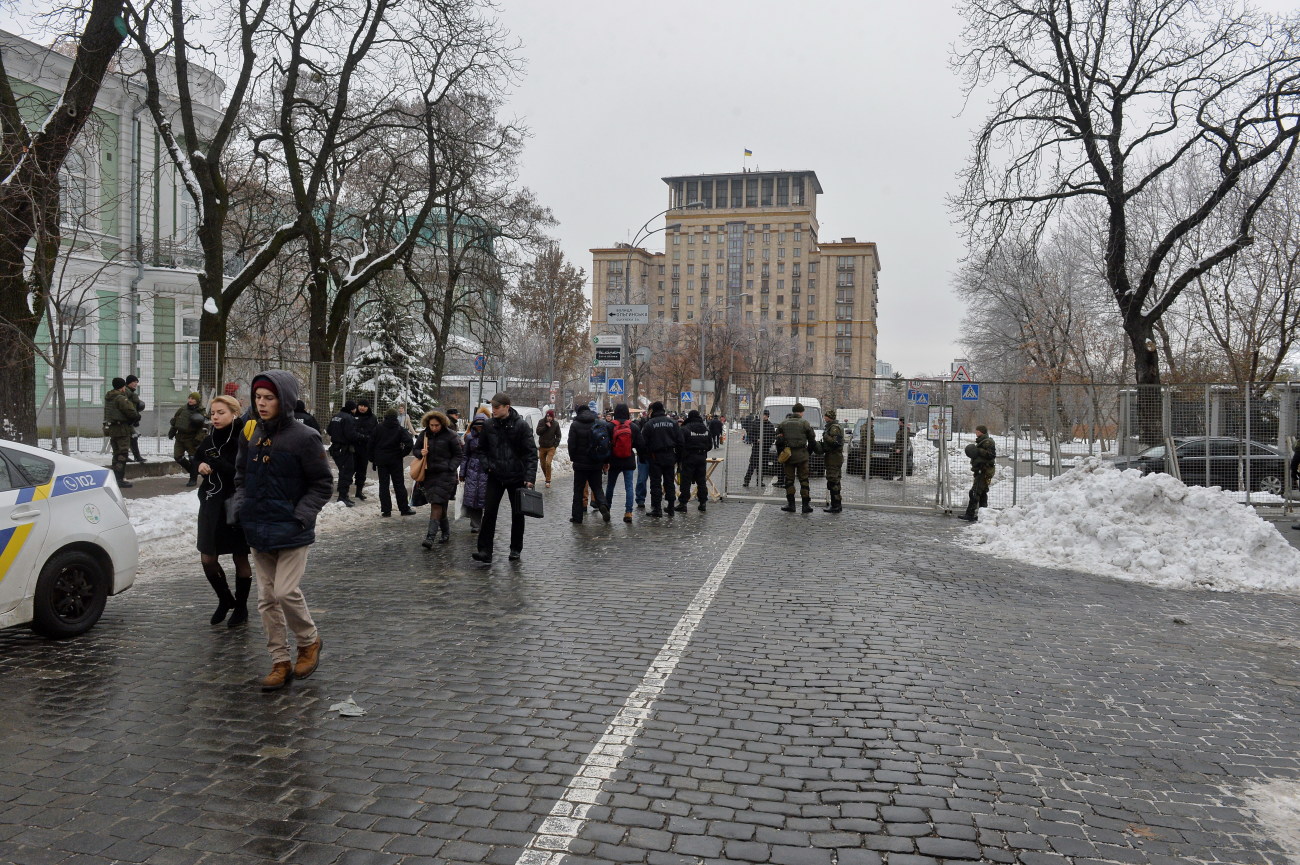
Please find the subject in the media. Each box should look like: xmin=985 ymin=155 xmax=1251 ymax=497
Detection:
xmin=195 ymin=394 xmax=253 ymax=626
xmin=414 ymin=409 xmax=462 ymax=548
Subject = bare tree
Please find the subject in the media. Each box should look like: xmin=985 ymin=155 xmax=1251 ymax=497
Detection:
xmin=954 ymin=0 xmax=1300 ymax=441
xmin=0 ymin=0 xmax=127 ymax=441
xmin=510 ymin=244 xmax=589 ymax=395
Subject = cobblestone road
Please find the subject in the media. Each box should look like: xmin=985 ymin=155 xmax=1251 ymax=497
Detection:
xmin=1 ymin=484 xmax=1298 ymax=865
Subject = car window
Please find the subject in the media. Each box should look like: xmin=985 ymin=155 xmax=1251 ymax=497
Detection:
xmin=1139 ymin=445 xmax=1166 ymax=459
xmin=1 ymin=448 xmax=54 ymax=488
xmin=0 ymin=455 xmax=14 ymax=492
xmin=1208 ymin=440 xmax=1243 ymax=457
xmin=1177 ymin=441 xmax=1207 ymax=457
xmin=1250 ymin=443 xmax=1278 ymax=456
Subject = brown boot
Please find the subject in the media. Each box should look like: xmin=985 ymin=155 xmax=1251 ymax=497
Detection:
xmin=294 ymin=638 xmax=323 ymax=679
xmin=260 ymin=662 xmax=293 ymax=691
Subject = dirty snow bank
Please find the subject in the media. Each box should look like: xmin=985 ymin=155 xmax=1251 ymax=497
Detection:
xmin=961 ymin=457 xmax=1300 ymax=593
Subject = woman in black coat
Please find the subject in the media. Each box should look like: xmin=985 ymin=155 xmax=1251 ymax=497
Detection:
xmin=195 ymin=395 xmax=253 ymax=627
xmin=414 ymin=410 xmax=462 ymax=547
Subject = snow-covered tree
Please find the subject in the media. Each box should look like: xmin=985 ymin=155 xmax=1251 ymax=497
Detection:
xmin=343 ymin=293 xmax=439 ymax=414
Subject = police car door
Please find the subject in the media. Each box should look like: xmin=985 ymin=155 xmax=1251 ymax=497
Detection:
xmin=0 ymin=449 xmax=52 ymax=617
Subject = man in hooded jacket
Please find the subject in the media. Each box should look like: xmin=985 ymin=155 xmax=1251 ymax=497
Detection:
xmin=677 ymin=410 xmax=712 ymax=512
xmin=231 ymin=370 xmax=333 ymax=691
xmin=327 ymin=401 xmax=360 ymax=506
xmin=351 ymin=399 xmax=378 ymax=500
xmin=369 ymin=408 xmax=415 ymax=517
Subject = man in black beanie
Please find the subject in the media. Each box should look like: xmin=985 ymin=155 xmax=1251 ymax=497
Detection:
xmin=639 ymin=401 xmax=683 ymax=517
xmin=351 ymin=398 xmax=378 ymax=500
xmin=676 ymin=409 xmax=711 ymax=512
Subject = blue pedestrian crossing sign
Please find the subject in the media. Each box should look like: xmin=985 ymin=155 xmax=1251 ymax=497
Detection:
xmin=607 ymin=378 xmax=625 ymax=397
xmin=960 ymin=383 xmax=980 ymax=401
xmin=906 ymin=389 xmax=930 ymax=406
xmin=681 ymin=391 xmax=694 ymax=403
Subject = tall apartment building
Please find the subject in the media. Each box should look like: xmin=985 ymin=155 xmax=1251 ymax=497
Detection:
xmin=591 ymin=169 xmax=880 ymax=404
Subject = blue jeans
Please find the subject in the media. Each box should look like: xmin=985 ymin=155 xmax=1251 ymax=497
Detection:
xmin=606 ymin=468 xmax=635 ymax=513
xmin=635 ymin=462 xmax=649 ymax=505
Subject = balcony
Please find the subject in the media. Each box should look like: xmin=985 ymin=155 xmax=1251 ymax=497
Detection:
xmin=152 ymin=239 xmax=204 ymax=271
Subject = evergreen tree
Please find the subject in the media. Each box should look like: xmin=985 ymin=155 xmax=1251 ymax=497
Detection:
xmin=344 ymin=293 xmax=439 ymax=413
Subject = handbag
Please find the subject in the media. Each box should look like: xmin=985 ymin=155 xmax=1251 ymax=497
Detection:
xmin=411 ymin=484 xmax=428 ymax=507
xmin=408 ymin=455 xmax=427 ymax=482
xmin=520 ymin=487 xmax=544 ymax=518
xmin=223 ymin=497 xmax=240 ymax=526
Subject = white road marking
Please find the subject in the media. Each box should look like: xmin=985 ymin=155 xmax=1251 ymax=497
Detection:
xmin=515 ymin=503 xmax=765 ymax=865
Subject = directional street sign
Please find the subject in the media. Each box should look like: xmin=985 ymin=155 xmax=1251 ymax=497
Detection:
xmin=606 ymin=304 xmax=649 ymax=325
xmin=473 ymin=354 xmax=486 ymax=372
xmin=680 ymin=391 xmax=694 ymax=403
xmin=607 ymin=378 xmax=625 ymax=397
xmin=960 ymin=383 xmax=980 ymax=401
xmin=907 ymin=389 xmax=930 ymax=406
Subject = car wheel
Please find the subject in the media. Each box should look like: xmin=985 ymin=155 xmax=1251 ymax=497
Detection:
xmin=31 ymin=550 xmax=109 ymax=639
xmin=1254 ymin=474 xmax=1283 ymax=496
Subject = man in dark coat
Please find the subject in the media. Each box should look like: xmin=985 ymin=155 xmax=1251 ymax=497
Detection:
xmin=677 ymin=409 xmax=712 ymax=512
xmin=472 ymin=393 xmax=539 ymax=564
xmin=231 ymin=370 xmax=333 ymax=691
xmin=958 ymin=424 xmax=997 ymax=522
xmin=351 ymin=398 xmax=378 ymax=500
xmin=777 ymin=404 xmax=816 ymax=513
xmin=369 ymin=408 xmax=415 ymax=517
xmin=633 ymin=411 xmax=652 ymax=509
xmin=821 ymin=408 xmax=845 ymax=513
xmin=641 ymin=401 xmax=684 ymax=517
xmin=566 ymin=403 xmax=611 ymax=523
xmin=293 ymin=400 xmax=321 ymax=432
xmin=125 ymin=375 xmax=147 ymax=463
xmin=743 ymin=409 xmax=776 ymax=487
xmin=326 ymin=401 xmax=360 ymax=506
xmin=707 ymin=415 xmax=724 ymax=451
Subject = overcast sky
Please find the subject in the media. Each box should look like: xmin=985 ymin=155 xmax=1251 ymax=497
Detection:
xmin=497 ymin=0 xmax=978 ymax=378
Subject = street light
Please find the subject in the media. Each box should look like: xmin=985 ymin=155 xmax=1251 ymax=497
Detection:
xmin=620 ymin=200 xmax=704 ymax=403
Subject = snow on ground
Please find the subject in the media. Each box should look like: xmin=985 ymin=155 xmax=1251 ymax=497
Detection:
xmin=961 ymin=457 xmax=1300 ymax=593
xmin=1240 ymin=780 xmax=1300 ymax=862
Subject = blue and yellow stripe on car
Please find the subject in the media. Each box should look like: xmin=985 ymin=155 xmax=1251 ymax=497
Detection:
xmin=0 ymin=479 xmax=55 ymax=582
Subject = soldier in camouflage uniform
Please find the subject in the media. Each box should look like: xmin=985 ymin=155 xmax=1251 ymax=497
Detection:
xmin=777 ymin=403 xmax=816 ymax=513
xmin=103 ymin=377 xmax=141 ymax=488
xmin=958 ymin=424 xmax=996 ymax=522
xmin=821 ymin=408 xmax=844 ymax=513
xmin=170 ymin=392 xmax=209 ymax=487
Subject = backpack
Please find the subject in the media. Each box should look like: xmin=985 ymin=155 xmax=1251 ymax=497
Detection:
xmin=611 ymin=420 xmax=633 ymax=459
xmin=588 ymin=420 xmax=612 ymax=462
xmin=780 ymin=418 xmax=807 ymax=450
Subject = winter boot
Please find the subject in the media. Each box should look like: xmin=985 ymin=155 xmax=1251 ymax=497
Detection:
xmin=337 ymin=495 xmax=354 ymax=507
xmin=294 ymin=638 xmax=322 ymax=679
xmin=439 ymin=517 xmax=450 ymax=543
xmin=114 ymin=468 xmax=133 ymax=489
xmin=422 ymin=521 xmax=437 ymax=549
xmin=228 ymin=577 xmax=252 ymax=628
xmin=781 ymin=495 xmax=797 ymax=513
xmin=355 ymin=484 xmax=367 ymax=501
xmin=260 ymin=662 xmax=293 ymax=691
xmin=204 ymin=571 xmax=237 ymax=625
xmin=130 ymin=437 xmax=147 ymax=463
xmin=801 ymin=499 xmax=815 ymax=513
xmin=823 ymin=499 xmax=842 ymax=513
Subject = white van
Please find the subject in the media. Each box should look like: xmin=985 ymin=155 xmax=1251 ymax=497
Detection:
xmin=761 ymin=396 xmax=824 ymax=431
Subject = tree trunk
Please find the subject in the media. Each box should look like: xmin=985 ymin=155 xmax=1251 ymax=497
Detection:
xmin=1125 ymin=318 xmax=1164 ymax=447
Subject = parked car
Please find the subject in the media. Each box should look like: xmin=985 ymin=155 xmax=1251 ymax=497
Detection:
xmin=0 ymin=440 xmax=139 ymax=638
xmin=1110 ymin=436 xmax=1287 ymax=494
xmin=847 ymin=417 xmax=915 ymax=477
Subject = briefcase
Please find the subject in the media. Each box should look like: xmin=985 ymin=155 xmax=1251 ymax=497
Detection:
xmin=520 ymin=487 xmax=544 ymax=519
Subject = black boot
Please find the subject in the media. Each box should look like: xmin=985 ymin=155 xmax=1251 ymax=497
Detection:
xmin=228 ymin=577 xmax=252 ymax=627
xmin=130 ymin=437 xmax=147 ymax=463
xmin=114 ymin=468 xmax=133 ymax=489
xmin=801 ymin=499 xmax=815 ymax=513
xmin=204 ymin=569 xmax=236 ymax=625
xmin=781 ymin=495 xmax=796 ymax=513
xmin=439 ymin=517 xmax=450 ymax=543
xmin=355 ymin=484 xmax=367 ymax=501
xmin=422 ymin=520 xmax=437 ymax=549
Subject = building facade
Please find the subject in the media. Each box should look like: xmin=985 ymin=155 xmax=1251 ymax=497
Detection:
xmin=592 ymin=169 xmax=880 ymax=406
xmin=3 ymin=29 xmax=221 ymax=428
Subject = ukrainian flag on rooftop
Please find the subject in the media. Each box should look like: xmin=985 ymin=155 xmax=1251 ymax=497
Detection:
xmin=744 ymin=148 xmax=752 ymax=156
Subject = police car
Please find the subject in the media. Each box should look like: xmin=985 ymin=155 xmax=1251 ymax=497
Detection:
xmin=0 ymin=440 xmax=138 ymax=638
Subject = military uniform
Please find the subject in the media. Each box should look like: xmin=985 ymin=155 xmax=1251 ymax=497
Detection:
xmin=961 ymin=431 xmax=997 ymax=521
xmin=170 ymin=394 xmax=208 ymax=485
xmin=821 ymin=410 xmax=844 ymax=513
xmin=103 ymin=385 xmax=141 ymax=486
xmin=777 ymin=409 xmax=816 ymax=513
xmin=125 ymin=381 xmax=146 ymax=462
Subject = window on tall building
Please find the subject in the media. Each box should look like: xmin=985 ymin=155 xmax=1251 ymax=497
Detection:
xmin=658 ymin=296 xmax=664 ymax=305
xmin=687 ymin=233 xmax=695 ymax=244
xmin=761 ymin=310 xmax=769 ymax=320
xmin=808 ymin=293 xmax=816 ymax=305
xmin=809 ymin=261 xmax=818 ymax=273
xmin=731 ymin=180 xmax=743 ymax=208
xmin=792 ymin=263 xmax=801 ymax=276
xmin=688 ymin=280 xmax=695 ymax=290
xmin=687 ymin=311 xmax=694 ymax=320
xmin=687 ymin=295 xmax=694 ymax=305
xmin=716 ymin=264 xmax=724 ymax=275
xmin=687 ymin=265 xmax=695 ymax=275
xmin=746 ymin=310 xmax=753 ymax=321
xmin=762 ymin=248 xmax=770 ymax=262
xmin=687 ymin=250 xmax=695 ymax=260
xmin=673 ymin=311 xmax=679 ymax=322
xmin=808 ymin=279 xmax=817 ymax=292
xmin=808 ymin=340 xmax=815 ymax=352
xmin=761 ymin=264 xmax=770 ymax=278
xmin=777 ymin=176 xmax=789 ymax=206
xmin=673 ymin=234 xmax=680 ymax=245
xmin=777 ymin=248 xmax=785 ymax=259
xmin=746 ymin=263 xmax=754 ymax=275
xmin=746 ymin=280 xmax=753 ymax=290
xmin=761 ymin=176 xmax=773 ymax=206
xmin=746 ymin=294 xmax=754 ymax=304
xmin=673 ymin=251 xmax=680 ymax=261
xmin=777 ymin=262 xmax=784 ymax=274
xmin=794 ymin=229 xmax=802 ymax=242
xmin=746 ymin=177 xmax=758 ymax=206
xmin=658 ymin=310 xmax=665 ymax=319
xmin=702 ymin=233 xmax=709 ymax=244
xmin=658 ymin=264 xmax=665 ymax=275
xmin=777 ymin=326 xmax=785 ymax=337
xmin=777 ymin=279 xmax=784 ymax=291
xmin=776 ymin=295 xmax=784 ymax=305
xmin=793 ymin=247 xmax=800 ymax=257
xmin=672 ymin=264 xmax=680 ymax=276
xmin=746 ymin=248 xmax=754 ymax=261
xmin=762 ymin=232 xmax=770 ymax=245
xmin=792 ymin=278 xmax=801 ymax=290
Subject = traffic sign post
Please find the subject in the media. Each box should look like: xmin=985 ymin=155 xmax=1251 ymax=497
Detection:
xmin=606 ymin=378 xmax=625 ymax=397
xmin=680 ymin=391 xmax=694 ymax=404
xmin=474 ymin=354 xmax=486 ymax=372
xmin=907 ymin=389 xmax=930 ymax=406
xmin=960 ymin=383 xmax=980 ymax=401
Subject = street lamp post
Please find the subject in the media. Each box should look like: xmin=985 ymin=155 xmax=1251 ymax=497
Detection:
xmin=621 ymin=201 xmax=704 ymax=403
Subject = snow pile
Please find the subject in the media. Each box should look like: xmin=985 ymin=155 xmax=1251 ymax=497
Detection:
xmin=962 ymin=457 xmax=1300 ymax=593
